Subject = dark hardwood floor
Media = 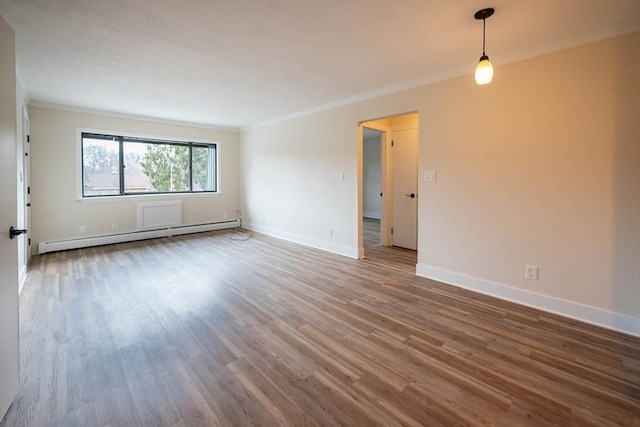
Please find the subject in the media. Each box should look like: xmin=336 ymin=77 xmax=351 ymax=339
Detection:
xmin=2 ymin=228 xmax=639 ymax=426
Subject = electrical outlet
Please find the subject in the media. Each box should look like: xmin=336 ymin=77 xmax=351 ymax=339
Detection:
xmin=525 ymin=265 xmax=538 ymax=280
xmin=223 ymin=211 xmax=228 ymax=219
xmin=79 ymin=225 xmax=86 ymax=233
xmin=188 ymin=215 xmax=193 ymax=222
xmin=327 ymin=228 xmax=333 ymax=237
xmin=111 ymin=223 xmax=118 ymax=231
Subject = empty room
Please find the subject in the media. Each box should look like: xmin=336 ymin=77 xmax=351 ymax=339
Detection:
xmin=1 ymin=0 xmax=639 ymax=426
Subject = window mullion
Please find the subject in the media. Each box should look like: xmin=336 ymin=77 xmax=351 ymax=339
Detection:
xmin=119 ymin=136 xmax=124 ymax=195
xmin=188 ymin=144 xmax=193 ymax=192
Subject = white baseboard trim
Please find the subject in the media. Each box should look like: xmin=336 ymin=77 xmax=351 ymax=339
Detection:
xmin=416 ymin=263 xmax=640 ymax=338
xmin=38 ymin=219 xmax=240 ymax=254
xmin=244 ymin=222 xmax=359 ymax=259
xmin=363 ymin=212 xmax=381 ymax=219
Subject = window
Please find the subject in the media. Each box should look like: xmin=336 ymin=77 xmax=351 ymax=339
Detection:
xmin=82 ymin=132 xmax=217 ymax=197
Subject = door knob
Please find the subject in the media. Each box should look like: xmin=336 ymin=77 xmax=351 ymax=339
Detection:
xmin=9 ymin=226 xmax=27 ymax=239
xmin=405 ymin=193 xmax=416 ymax=198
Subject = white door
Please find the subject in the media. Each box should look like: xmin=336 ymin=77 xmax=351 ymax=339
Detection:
xmin=391 ymin=128 xmax=418 ymax=250
xmin=0 ymin=15 xmax=20 ymax=419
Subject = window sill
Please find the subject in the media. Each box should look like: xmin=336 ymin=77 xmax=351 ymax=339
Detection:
xmin=78 ymin=192 xmax=221 ymax=202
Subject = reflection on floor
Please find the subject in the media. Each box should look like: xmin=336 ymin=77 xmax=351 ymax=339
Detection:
xmin=363 ymin=217 xmax=417 ymax=273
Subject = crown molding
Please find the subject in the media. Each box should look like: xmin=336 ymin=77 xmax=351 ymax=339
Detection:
xmin=243 ymin=24 xmax=640 ymax=132
xmin=28 ymin=101 xmax=240 ymax=133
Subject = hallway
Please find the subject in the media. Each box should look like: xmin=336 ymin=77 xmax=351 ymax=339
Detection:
xmin=363 ymin=217 xmax=417 ymax=273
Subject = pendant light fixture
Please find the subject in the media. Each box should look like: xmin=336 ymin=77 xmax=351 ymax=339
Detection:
xmin=474 ymin=7 xmax=495 ymax=85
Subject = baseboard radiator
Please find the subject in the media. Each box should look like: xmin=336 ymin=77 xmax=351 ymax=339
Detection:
xmin=37 ymin=219 xmax=240 ymax=254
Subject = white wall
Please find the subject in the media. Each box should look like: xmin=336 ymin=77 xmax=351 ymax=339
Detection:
xmin=29 ymin=107 xmax=241 ymax=249
xmin=363 ymin=135 xmax=381 ymax=219
xmin=241 ymin=109 xmax=359 ymax=257
xmin=241 ymin=32 xmax=640 ymax=335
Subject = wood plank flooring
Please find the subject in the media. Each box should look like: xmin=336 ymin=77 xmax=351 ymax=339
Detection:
xmin=363 ymin=217 xmax=417 ymax=273
xmin=2 ymin=229 xmax=639 ymax=426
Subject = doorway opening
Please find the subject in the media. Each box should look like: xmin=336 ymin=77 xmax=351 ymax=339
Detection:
xmin=359 ymin=113 xmax=418 ymax=272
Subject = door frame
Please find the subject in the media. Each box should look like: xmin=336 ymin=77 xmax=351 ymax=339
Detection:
xmin=358 ymin=113 xmax=419 ymax=259
xmin=18 ymin=106 xmax=30 ymax=291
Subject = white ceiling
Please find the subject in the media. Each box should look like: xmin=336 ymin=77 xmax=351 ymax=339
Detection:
xmin=1 ymin=0 xmax=639 ymax=129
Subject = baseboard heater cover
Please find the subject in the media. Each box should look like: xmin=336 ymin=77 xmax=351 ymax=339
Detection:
xmin=38 ymin=219 xmax=240 ymax=254
xmin=137 ymin=200 xmax=183 ymax=231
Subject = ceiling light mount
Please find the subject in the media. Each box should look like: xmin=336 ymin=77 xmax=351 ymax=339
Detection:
xmin=474 ymin=7 xmax=495 ymax=85
xmin=474 ymin=7 xmax=494 ymax=21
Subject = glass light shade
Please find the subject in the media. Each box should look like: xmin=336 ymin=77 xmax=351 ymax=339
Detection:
xmin=475 ymin=56 xmax=493 ymax=85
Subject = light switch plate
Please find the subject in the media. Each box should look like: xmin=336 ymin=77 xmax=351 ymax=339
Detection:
xmin=425 ymin=170 xmax=436 ymax=182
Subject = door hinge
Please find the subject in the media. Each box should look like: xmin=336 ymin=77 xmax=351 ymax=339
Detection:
xmin=391 ymin=140 xmax=394 ymax=147
xmin=27 ymin=186 xmax=30 ymax=194
xmin=27 ymin=135 xmax=30 ymax=143
xmin=28 ymin=238 xmax=31 ymax=246
xmin=380 ymin=192 xmax=382 ymax=197
xmin=391 ymin=228 xmax=394 ymax=234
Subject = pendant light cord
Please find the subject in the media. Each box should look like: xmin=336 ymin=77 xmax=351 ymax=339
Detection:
xmin=482 ymin=18 xmax=486 ymax=56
